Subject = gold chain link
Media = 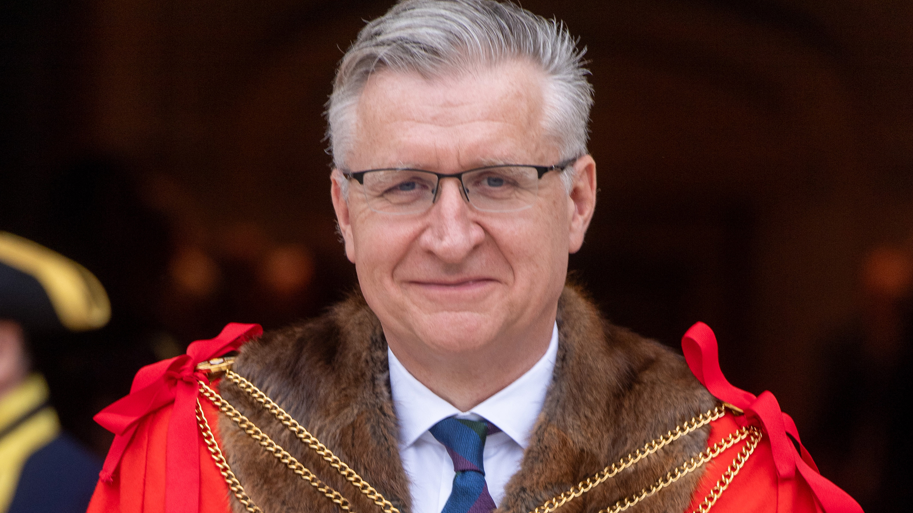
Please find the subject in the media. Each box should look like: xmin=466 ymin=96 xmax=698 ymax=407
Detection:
xmin=196 ymin=399 xmax=263 ymax=513
xmin=197 ymin=380 xmax=355 ymax=513
xmin=530 ymin=405 xmax=727 ymax=513
xmin=222 ymin=369 xmax=401 ymax=513
xmin=691 ymin=425 xmax=762 ymax=513
xmin=599 ymin=425 xmax=762 ymax=513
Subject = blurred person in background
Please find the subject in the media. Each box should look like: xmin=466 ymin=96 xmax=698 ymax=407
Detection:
xmin=0 ymin=232 xmax=107 ymax=513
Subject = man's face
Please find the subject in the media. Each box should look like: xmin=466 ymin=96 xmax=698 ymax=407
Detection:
xmin=331 ymin=60 xmax=596 ymax=375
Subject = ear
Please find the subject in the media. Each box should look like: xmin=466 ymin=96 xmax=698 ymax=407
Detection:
xmin=567 ymin=155 xmax=597 ymax=254
xmin=330 ymin=171 xmax=357 ymax=263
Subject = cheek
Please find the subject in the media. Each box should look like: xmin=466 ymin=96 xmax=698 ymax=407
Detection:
xmin=493 ymin=211 xmax=566 ymax=274
xmin=351 ymin=218 xmax=414 ymax=278
xmin=526 ymin=199 xmax=572 ymax=274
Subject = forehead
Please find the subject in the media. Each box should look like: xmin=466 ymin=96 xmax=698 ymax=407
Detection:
xmin=349 ymin=60 xmax=557 ymax=169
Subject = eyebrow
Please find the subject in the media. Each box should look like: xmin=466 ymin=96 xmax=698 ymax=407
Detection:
xmin=377 ymin=156 xmax=531 ymax=171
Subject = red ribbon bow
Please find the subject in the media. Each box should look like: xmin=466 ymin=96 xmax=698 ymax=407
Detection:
xmin=682 ymin=322 xmax=862 ymax=513
xmin=95 ymin=322 xmax=262 ymax=513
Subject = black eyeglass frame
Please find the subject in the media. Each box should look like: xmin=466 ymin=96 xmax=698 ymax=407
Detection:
xmin=341 ymin=158 xmax=577 ymax=186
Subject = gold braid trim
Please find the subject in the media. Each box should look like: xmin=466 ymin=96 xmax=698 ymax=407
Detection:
xmin=194 ymin=358 xmax=760 ymax=513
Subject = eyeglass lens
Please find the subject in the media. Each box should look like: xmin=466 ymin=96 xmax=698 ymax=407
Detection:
xmin=359 ymin=166 xmax=541 ymax=213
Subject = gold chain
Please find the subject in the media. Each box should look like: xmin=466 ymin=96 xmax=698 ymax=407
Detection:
xmin=197 ymin=380 xmax=355 ymax=513
xmin=530 ymin=405 xmax=727 ymax=513
xmin=193 ymin=357 xmax=758 ymax=513
xmin=691 ymin=425 xmax=762 ymax=513
xmin=195 ymin=399 xmax=263 ymax=513
xmin=222 ymin=369 xmax=402 ymax=513
xmin=599 ymin=425 xmax=761 ymax=513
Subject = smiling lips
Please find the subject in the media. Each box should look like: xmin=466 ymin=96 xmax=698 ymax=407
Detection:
xmin=410 ymin=277 xmax=497 ymax=288
xmin=406 ymin=277 xmax=500 ymax=298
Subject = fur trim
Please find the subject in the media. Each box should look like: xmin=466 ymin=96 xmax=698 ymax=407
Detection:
xmin=219 ymin=285 xmax=715 ymax=513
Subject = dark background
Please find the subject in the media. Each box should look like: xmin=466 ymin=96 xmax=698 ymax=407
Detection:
xmin=2 ymin=0 xmax=912 ymax=510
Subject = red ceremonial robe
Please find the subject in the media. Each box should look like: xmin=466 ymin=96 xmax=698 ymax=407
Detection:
xmin=87 ymin=396 xmax=230 ymax=513
xmin=87 ymin=323 xmax=861 ymax=513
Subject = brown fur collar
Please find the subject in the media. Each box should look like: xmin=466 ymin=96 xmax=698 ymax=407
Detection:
xmin=219 ymin=285 xmax=716 ymax=513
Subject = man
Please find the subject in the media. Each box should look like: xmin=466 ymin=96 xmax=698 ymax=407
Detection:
xmin=89 ymin=1 xmax=860 ymax=512
xmin=0 ymin=232 xmax=107 ymax=513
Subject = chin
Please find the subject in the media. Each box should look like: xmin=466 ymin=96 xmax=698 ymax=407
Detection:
xmin=414 ymin=312 xmax=503 ymax=355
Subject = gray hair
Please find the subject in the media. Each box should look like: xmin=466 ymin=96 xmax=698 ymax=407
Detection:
xmin=327 ymin=0 xmax=594 ymax=194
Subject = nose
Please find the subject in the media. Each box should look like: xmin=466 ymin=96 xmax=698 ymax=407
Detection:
xmin=418 ymin=178 xmax=485 ymax=263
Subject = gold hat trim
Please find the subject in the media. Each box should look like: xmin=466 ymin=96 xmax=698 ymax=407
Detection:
xmin=0 ymin=232 xmax=111 ymax=331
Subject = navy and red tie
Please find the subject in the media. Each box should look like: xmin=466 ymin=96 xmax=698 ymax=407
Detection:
xmin=430 ymin=417 xmax=500 ymax=513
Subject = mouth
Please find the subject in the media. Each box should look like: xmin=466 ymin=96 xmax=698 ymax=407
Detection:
xmin=410 ymin=277 xmax=496 ymax=288
xmin=405 ymin=275 xmax=503 ymax=292
xmin=400 ymin=276 xmax=502 ymax=306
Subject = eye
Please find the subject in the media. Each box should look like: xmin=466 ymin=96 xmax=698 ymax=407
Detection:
xmin=368 ymin=171 xmax=436 ymax=205
xmin=470 ymin=169 xmax=522 ymax=191
xmin=483 ymin=175 xmax=506 ymax=188
xmin=383 ymin=174 xmax=435 ymax=194
xmin=390 ymin=180 xmax=419 ymax=192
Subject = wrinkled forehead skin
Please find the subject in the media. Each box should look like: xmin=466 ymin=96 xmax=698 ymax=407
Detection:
xmin=348 ymin=61 xmax=559 ymax=171
xmin=336 ymin=55 xmax=567 ymax=174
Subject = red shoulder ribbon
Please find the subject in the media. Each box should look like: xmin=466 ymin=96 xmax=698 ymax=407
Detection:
xmin=682 ymin=322 xmax=862 ymax=513
xmin=94 ymin=322 xmax=263 ymax=513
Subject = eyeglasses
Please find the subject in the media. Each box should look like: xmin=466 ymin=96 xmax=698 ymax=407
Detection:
xmin=342 ymin=158 xmax=576 ymax=214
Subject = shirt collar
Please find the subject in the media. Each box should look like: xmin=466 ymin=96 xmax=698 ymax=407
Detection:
xmin=389 ymin=323 xmax=558 ymax=449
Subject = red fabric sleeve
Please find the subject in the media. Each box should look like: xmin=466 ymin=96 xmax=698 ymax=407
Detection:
xmin=687 ymin=415 xmax=821 ymax=513
xmin=87 ymin=393 xmax=231 ymax=513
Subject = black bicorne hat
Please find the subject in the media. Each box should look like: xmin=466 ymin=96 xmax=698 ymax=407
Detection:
xmin=0 ymin=232 xmax=110 ymax=334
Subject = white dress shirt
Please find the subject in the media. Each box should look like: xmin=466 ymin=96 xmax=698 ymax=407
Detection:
xmin=389 ymin=323 xmax=559 ymax=513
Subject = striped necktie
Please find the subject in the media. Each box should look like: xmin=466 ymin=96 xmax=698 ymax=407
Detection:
xmin=429 ymin=417 xmax=499 ymax=513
